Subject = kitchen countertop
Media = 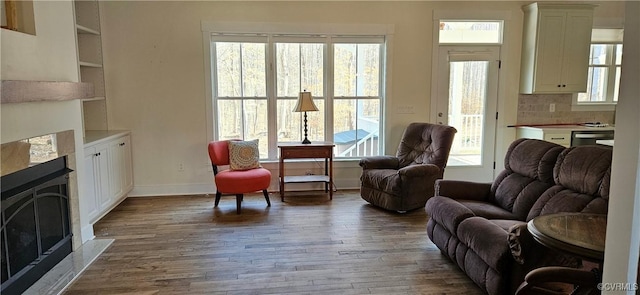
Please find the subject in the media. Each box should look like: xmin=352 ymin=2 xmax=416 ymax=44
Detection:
xmin=516 ymin=125 xmax=615 ymax=132
xmin=596 ymin=140 xmax=615 ymax=146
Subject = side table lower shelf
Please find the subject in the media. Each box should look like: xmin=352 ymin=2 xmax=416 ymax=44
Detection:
xmin=282 ymin=175 xmax=330 ymax=183
xmin=278 ymin=142 xmax=334 ymax=201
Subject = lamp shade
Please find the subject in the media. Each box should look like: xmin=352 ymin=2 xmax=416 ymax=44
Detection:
xmin=293 ymin=91 xmax=319 ymax=112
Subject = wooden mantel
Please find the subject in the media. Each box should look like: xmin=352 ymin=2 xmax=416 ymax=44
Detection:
xmin=1 ymin=80 xmax=94 ymax=104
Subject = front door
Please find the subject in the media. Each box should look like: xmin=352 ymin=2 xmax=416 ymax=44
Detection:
xmin=434 ymin=46 xmax=500 ymax=182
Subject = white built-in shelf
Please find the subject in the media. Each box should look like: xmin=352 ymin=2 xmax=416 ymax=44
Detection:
xmin=283 ymin=175 xmax=330 ymax=183
xmin=79 ymin=61 xmax=102 ymax=68
xmin=76 ymin=24 xmax=100 ymax=35
xmin=81 ymin=96 xmax=105 ymax=102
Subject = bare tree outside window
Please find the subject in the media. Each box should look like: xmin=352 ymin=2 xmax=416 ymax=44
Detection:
xmin=212 ymin=36 xmax=383 ymax=159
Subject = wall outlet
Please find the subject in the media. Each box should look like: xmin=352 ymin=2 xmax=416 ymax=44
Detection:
xmin=178 ymin=163 xmax=185 ymax=172
xmin=549 ymin=103 xmax=556 ymax=112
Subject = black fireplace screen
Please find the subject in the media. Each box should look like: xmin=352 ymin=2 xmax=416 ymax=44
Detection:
xmin=1 ymin=156 xmax=73 ymax=295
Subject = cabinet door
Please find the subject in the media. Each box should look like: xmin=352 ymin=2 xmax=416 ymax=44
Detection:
xmin=94 ymin=143 xmax=112 ymax=211
xmin=83 ymin=147 xmax=100 ymax=222
xmin=121 ymin=135 xmax=133 ymax=193
xmin=534 ymin=10 xmax=567 ymax=92
xmin=560 ymin=10 xmax=593 ymax=92
xmin=108 ymin=139 xmax=124 ymax=201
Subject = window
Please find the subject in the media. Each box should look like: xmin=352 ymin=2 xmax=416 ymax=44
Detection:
xmin=210 ymin=34 xmax=384 ymax=160
xmin=439 ymin=21 xmax=503 ymax=44
xmin=577 ymin=44 xmax=623 ymax=104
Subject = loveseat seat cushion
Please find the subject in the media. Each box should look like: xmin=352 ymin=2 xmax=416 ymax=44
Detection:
xmin=458 ymin=200 xmax=518 ymax=220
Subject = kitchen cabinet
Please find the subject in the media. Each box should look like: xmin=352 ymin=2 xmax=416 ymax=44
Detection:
xmin=516 ymin=125 xmax=615 ymax=147
xmin=520 ymin=3 xmax=595 ymax=94
xmin=83 ymin=132 xmax=133 ymax=223
xmin=517 ymin=127 xmax=572 ymax=147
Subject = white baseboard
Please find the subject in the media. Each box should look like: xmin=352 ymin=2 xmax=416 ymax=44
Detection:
xmin=80 ymin=224 xmax=95 ymax=243
xmin=129 ymin=178 xmax=360 ymax=197
xmin=129 ymin=183 xmax=216 ymax=197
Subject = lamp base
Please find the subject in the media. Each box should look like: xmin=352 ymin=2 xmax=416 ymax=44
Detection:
xmin=301 ymin=138 xmax=311 ymax=144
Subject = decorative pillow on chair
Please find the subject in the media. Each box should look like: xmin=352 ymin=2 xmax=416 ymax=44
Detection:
xmin=229 ymin=139 xmax=261 ymax=171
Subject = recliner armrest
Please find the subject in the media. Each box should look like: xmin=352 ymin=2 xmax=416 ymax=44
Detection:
xmin=398 ymin=164 xmax=440 ymax=177
xmin=359 ymin=156 xmax=400 ymax=170
xmin=435 ymin=179 xmax=492 ymax=201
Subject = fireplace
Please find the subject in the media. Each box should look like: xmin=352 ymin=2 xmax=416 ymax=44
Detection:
xmin=1 ymin=156 xmax=73 ymax=295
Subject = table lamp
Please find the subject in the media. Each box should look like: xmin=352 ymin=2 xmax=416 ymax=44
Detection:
xmin=293 ymin=91 xmax=318 ymax=144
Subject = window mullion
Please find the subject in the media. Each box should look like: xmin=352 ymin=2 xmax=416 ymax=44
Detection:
xmin=325 ymin=38 xmax=334 ymax=144
xmin=605 ymin=45 xmax=616 ymax=103
xmin=266 ymin=37 xmax=278 ymax=159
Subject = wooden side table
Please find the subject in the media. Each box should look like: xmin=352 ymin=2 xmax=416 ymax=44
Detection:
xmin=278 ymin=142 xmax=334 ymax=201
xmin=527 ymin=212 xmax=606 ymax=262
xmin=518 ymin=213 xmax=607 ymax=295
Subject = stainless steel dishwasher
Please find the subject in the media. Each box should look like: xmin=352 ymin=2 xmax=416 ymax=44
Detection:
xmin=571 ymin=129 xmax=615 ymax=146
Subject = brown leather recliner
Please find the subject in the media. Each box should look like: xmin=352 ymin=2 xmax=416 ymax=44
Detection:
xmin=359 ymin=122 xmax=457 ymax=212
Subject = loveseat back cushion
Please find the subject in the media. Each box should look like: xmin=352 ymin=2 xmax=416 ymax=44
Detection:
xmin=489 ymin=139 xmax=565 ymax=220
xmin=527 ymin=145 xmax=612 ymax=219
xmin=396 ymin=123 xmax=457 ymax=171
xmin=554 ymin=145 xmax=612 ymax=200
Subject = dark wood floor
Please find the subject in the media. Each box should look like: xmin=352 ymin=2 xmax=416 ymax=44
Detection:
xmin=64 ymin=191 xmax=483 ymax=294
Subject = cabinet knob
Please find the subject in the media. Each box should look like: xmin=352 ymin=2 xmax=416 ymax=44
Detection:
xmin=119 ymin=142 xmax=125 ymax=146
xmin=438 ymin=112 xmax=443 ymax=117
xmin=557 ymin=84 xmax=562 ymax=87
xmin=94 ymin=152 xmax=101 ymax=157
xmin=562 ymin=85 xmax=566 ymax=87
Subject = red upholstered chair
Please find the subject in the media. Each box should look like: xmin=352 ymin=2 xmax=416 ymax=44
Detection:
xmin=208 ymin=140 xmax=271 ymax=214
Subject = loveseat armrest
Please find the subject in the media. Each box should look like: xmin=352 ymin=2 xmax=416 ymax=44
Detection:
xmin=398 ymin=163 xmax=440 ymax=178
xmin=435 ymin=179 xmax=492 ymax=201
xmin=359 ymin=156 xmax=399 ymax=170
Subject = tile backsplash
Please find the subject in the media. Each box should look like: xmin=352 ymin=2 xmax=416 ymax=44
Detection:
xmin=517 ymin=93 xmax=615 ymax=125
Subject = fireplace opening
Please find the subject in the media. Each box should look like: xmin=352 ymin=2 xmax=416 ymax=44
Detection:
xmin=1 ymin=156 xmax=73 ymax=295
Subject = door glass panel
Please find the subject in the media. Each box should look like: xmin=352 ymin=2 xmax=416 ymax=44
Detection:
xmin=447 ymin=61 xmax=488 ymax=166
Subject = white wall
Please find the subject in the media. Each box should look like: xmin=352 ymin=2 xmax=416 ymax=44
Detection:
xmin=100 ymin=1 xmax=532 ymax=195
xmin=0 ymin=0 xmax=92 ymax=244
xmin=602 ymin=1 xmax=640 ymax=293
xmin=101 ymin=1 xmax=625 ymax=196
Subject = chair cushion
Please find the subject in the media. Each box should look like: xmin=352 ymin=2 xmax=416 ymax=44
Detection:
xmin=215 ymin=167 xmax=271 ymax=194
xmin=361 ymin=169 xmax=402 ymax=196
xmin=229 ymin=139 xmax=260 ymax=171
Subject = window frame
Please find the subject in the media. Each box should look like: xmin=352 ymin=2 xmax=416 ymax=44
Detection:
xmin=202 ymin=22 xmax=392 ymax=161
xmin=572 ymin=29 xmax=623 ymax=112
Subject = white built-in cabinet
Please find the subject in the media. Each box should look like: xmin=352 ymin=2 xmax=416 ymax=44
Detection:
xmin=83 ymin=132 xmax=133 ymax=223
xmin=75 ymin=1 xmax=133 ymax=223
xmin=520 ymin=3 xmax=595 ymax=94
xmin=74 ymin=0 xmax=108 ymax=131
